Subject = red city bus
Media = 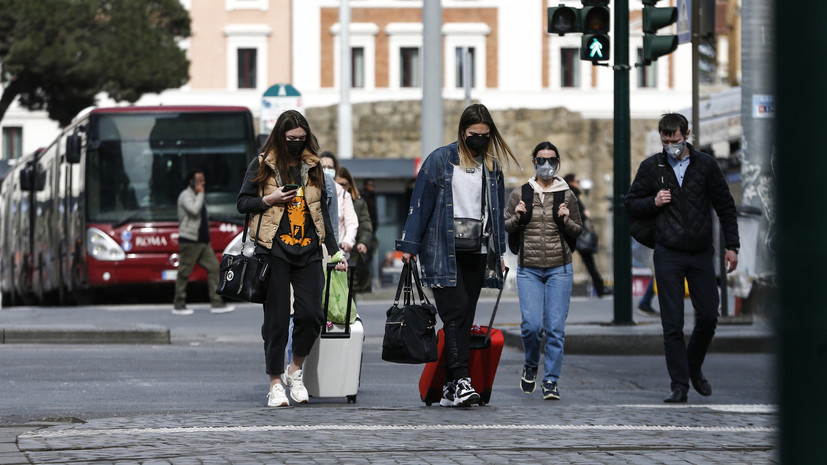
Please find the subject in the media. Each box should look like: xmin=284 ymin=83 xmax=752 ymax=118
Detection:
xmin=0 ymin=106 xmax=257 ymax=305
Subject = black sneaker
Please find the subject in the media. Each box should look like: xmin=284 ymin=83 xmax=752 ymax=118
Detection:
xmin=439 ymin=381 xmax=456 ymax=407
xmin=637 ymin=303 xmax=659 ymax=317
xmin=542 ymin=381 xmax=560 ymax=400
xmin=520 ymin=365 xmax=538 ymax=394
xmin=454 ymin=377 xmax=481 ymax=407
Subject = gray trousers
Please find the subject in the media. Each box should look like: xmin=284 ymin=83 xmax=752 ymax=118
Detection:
xmin=174 ymin=241 xmax=222 ymax=307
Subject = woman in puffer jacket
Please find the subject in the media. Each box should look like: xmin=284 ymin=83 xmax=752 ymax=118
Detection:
xmin=504 ymin=141 xmax=582 ymax=401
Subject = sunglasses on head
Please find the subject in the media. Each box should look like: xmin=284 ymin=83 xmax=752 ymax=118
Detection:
xmin=533 ymin=157 xmax=559 ymax=166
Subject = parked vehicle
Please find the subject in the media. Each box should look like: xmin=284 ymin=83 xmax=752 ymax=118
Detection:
xmin=0 ymin=106 xmax=257 ymax=305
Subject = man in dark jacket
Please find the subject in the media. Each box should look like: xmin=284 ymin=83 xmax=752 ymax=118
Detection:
xmin=625 ymin=113 xmax=739 ymax=404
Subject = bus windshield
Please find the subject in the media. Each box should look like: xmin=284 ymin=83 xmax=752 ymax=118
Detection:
xmin=85 ymin=111 xmax=254 ymax=224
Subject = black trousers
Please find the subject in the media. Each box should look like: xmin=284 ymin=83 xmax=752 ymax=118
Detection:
xmin=577 ymin=249 xmax=606 ymax=296
xmin=261 ymin=255 xmax=325 ymax=376
xmin=431 ymin=252 xmax=486 ymax=382
xmin=653 ymin=244 xmax=719 ymax=392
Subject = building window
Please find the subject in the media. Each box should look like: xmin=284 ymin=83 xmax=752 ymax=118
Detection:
xmin=224 ymin=24 xmax=270 ymax=91
xmin=455 ymin=47 xmax=476 ymax=88
xmin=352 ymin=47 xmax=364 ymax=88
xmin=400 ymin=47 xmax=420 ymax=88
xmin=2 ymin=127 xmax=22 ymax=160
xmin=561 ymin=48 xmax=580 ymax=88
xmin=237 ymin=48 xmax=257 ymax=89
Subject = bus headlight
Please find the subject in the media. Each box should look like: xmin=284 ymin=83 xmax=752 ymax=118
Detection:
xmin=87 ymin=227 xmax=127 ymax=261
xmin=222 ymin=231 xmax=245 ymax=256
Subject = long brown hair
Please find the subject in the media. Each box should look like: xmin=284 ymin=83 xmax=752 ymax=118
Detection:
xmin=255 ymin=110 xmax=322 ymax=187
xmin=456 ymin=103 xmax=519 ymax=171
xmin=336 ymin=166 xmax=360 ymax=199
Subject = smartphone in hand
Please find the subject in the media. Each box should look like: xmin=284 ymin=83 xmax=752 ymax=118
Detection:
xmin=283 ymin=184 xmax=300 ymax=191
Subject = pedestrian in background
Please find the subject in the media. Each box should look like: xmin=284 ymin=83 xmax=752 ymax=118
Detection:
xmin=336 ymin=167 xmax=374 ymax=293
xmin=173 ymin=170 xmax=234 ymax=315
xmin=563 ymin=173 xmax=610 ymax=297
xmin=237 ymin=110 xmax=347 ymax=408
xmin=319 ymin=151 xmax=358 ymax=258
xmin=396 ymin=103 xmax=517 ymax=407
xmin=506 ymin=142 xmax=582 ymax=400
xmin=625 ymin=112 xmax=739 ymax=403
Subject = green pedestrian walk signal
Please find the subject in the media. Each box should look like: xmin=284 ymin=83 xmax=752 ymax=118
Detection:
xmin=642 ymin=0 xmax=678 ymax=64
xmin=580 ymin=1 xmax=611 ymax=62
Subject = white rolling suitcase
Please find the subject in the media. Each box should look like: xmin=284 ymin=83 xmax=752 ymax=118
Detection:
xmin=304 ymin=265 xmax=364 ymax=403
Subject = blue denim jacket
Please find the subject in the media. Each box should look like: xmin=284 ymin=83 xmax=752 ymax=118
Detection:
xmin=395 ymin=142 xmax=506 ymax=289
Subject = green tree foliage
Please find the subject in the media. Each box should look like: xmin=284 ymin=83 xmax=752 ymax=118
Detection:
xmin=0 ymin=0 xmax=190 ymax=127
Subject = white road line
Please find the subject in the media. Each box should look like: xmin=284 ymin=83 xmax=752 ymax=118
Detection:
xmin=618 ymin=404 xmax=776 ymax=413
xmin=22 ymin=423 xmax=773 ymax=439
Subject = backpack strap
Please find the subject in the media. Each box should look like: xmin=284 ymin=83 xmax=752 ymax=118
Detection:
xmin=553 ymin=190 xmax=578 ymax=256
xmin=517 ymin=183 xmax=534 ymax=267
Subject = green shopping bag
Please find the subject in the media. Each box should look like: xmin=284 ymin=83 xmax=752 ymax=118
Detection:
xmin=323 ymin=255 xmax=357 ymax=324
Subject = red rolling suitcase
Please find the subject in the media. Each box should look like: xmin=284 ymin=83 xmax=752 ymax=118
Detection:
xmin=419 ymin=268 xmax=509 ymax=406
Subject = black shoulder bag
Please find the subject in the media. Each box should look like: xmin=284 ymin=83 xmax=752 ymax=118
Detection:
xmin=216 ymin=213 xmax=270 ymax=303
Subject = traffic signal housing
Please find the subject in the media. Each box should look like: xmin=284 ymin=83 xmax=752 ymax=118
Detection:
xmin=580 ymin=1 xmax=611 ymax=62
xmin=642 ymin=0 xmax=678 ymax=64
xmin=548 ymin=5 xmax=581 ymax=35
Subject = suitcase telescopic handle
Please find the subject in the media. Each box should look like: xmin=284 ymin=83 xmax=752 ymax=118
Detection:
xmin=484 ymin=267 xmax=509 ymax=341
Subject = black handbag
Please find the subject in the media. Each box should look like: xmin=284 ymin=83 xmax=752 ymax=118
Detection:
xmin=216 ymin=214 xmax=270 ymax=303
xmin=454 ymin=217 xmax=483 ymax=252
xmin=381 ymin=261 xmax=439 ymax=364
xmin=454 ymin=173 xmax=486 ymax=252
xmin=576 ymin=220 xmax=599 ymax=254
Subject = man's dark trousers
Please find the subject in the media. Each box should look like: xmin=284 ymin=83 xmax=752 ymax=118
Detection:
xmin=653 ymin=244 xmax=719 ymax=393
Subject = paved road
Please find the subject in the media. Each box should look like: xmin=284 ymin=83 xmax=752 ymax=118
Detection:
xmin=0 ymin=295 xmax=776 ymax=464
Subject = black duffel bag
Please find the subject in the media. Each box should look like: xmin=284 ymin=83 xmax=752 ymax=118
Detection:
xmin=381 ymin=261 xmax=439 ymax=364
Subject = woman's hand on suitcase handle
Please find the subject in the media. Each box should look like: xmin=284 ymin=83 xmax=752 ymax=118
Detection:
xmin=334 ymin=260 xmax=348 ymax=272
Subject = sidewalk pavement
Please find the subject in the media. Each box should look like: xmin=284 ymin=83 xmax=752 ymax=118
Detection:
xmin=0 ymin=287 xmax=773 ymax=355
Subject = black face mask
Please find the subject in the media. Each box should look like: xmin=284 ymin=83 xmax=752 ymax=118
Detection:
xmin=286 ymin=141 xmax=305 ymax=158
xmin=465 ymin=135 xmax=490 ymax=154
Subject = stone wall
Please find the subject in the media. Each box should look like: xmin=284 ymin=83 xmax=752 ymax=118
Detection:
xmin=306 ymin=100 xmax=659 ymax=289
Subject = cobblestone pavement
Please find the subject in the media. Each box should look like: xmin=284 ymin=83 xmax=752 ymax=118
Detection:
xmin=16 ymin=403 xmax=775 ymax=464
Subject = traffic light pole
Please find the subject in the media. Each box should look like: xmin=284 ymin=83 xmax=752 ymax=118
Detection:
xmin=612 ymin=0 xmax=633 ymax=325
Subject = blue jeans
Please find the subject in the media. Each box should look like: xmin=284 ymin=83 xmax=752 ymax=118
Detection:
xmin=517 ymin=264 xmax=573 ymax=383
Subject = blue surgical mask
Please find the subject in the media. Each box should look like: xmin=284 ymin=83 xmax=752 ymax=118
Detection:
xmin=323 ymin=168 xmax=335 ymax=179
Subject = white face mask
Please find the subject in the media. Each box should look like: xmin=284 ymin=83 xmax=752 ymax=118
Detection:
xmin=323 ymin=168 xmax=335 ymax=179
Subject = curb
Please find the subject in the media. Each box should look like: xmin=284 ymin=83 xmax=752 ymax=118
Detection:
xmin=1 ymin=327 xmax=170 ymax=345
xmin=500 ymin=329 xmax=774 ymax=355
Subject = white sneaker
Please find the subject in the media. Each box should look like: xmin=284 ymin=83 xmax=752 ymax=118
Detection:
xmin=281 ymin=369 xmax=309 ymax=404
xmin=210 ymin=304 xmax=235 ymax=314
xmin=266 ymin=384 xmax=289 ymax=407
xmin=172 ymin=307 xmax=193 ymax=316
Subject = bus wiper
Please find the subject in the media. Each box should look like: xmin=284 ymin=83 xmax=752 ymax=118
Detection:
xmin=211 ymin=215 xmax=245 ymax=225
xmin=112 ymin=207 xmax=160 ymax=228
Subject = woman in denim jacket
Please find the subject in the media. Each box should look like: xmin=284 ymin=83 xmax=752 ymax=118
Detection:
xmin=396 ymin=104 xmax=517 ymax=407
